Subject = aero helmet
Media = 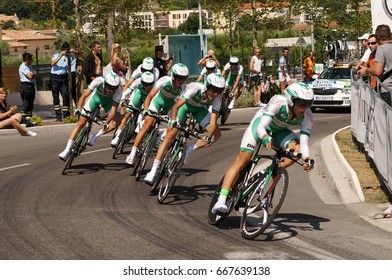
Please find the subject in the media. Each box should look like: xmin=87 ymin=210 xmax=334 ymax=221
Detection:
xmin=229 ymin=56 xmax=239 ymax=64
xmin=206 ymin=73 xmax=225 ymax=94
xmin=284 ymin=82 xmax=314 ymax=108
xmin=206 ymin=60 xmax=216 ymax=70
xmin=141 ymin=71 xmax=155 ymax=87
xmin=104 ymin=72 xmax=120 ymax=87
xmin=171 ymin=63 xmax=189 ymax=79
xmin=141 ymin=57 xmax=154 ymax=72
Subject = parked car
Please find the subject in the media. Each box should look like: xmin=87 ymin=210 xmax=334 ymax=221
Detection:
xmin=309 ymin=63 xmax=352 ymax=111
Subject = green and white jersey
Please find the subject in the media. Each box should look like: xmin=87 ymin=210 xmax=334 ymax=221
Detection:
xmin=87 ymin=76 xmax=121 ymax=103
xmin=223 ymin=62 xmax=244 ymax=86
xmin=154 ymin=75 xmax=186 ymax=100
xmin=181 ymin=82 xmax=222 ymax=113
xmin=130 ymin=64 xmax=160 ymax=81
xmin=240 ymin=94 xmax=313 ymax=159
xmin=127 ymin=80 xmax=150 ymax=110
xmin=148 ymin=75 xmax=186 ymax=114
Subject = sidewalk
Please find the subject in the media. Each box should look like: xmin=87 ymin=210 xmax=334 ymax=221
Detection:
xmin=320 ymin=130 xmax=392 ymax=233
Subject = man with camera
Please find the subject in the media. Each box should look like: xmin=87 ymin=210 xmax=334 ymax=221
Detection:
xmin=197 ymin=49 xmax=221 ymax=69
xmin=50 ymin=42 xmax=72 ymax=121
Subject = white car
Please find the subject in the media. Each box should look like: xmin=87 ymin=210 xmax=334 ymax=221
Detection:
xmin=310 ymin=64 xmax=352 ymax=111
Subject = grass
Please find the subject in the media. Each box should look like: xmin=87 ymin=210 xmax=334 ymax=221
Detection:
xmin=335 ymin=128 xmax=392 ymax=203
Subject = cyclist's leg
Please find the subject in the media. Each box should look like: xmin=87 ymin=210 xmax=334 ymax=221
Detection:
xmin=212 ymin=118 xmax=260 ymax=213
xmin=59 ymin=114 xmax=88 ymax=159
xmin=273 ymin=129 xmax=300 ymax=168
xmin=87 ymin=98 xmax=113 ymax=146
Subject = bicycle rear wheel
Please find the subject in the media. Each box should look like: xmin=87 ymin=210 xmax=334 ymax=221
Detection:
xmin=240 ymin=167 xmax=288 ymax=239
xmin=112 ymin=117 xmax=136 ymax=159
xmin=157 ymin=144 xmax=185 ymax=203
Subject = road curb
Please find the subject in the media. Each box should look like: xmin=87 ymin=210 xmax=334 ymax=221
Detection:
xmin=0 ymin=123 xmax=74 ymax=137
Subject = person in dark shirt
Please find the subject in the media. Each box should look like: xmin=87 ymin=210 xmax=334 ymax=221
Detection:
xmin=153 ymin=45 xmax=173 ymax=78
xmin=83 ymin=41 xmax=102 ymax=85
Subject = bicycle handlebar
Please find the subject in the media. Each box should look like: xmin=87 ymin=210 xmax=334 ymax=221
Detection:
xmin=173 ymin=122 xmax=202 ymax=140
xmin=271 ymin=146 xmax=315 ymax=169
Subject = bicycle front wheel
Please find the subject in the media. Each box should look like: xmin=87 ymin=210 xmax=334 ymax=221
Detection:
xmin=240 ymin=167 xmax=288 ymax=239
xmin=134 ymin=129 xmax=157 ymax=180
xmin=62 ymin=127 xmax=88 ymax=174
xmin=157 ymin=144 xmax=185 ymax=203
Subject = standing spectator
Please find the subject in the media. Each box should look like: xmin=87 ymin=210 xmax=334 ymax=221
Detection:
xmin=349 ymin=33 xmax=371 ymax=69
xmin=358 ymin=25 xmax=392 ymax=106
xmin=277 ymin=47 xmax=292 ymax=93
xmin=19 ymin=52 xmax=37 ymax=126
xmin=83 ymin=41 xmax=102 ymax=85
xmin=303 ymin=51 xmax=315 ymax=84
xmin=153 ymin=45 xmax=174 ymax=79
xmin=0 ymin=87 xmax=37 ymax=136
xmin=197 ymin=49 xmax=221 ymax=68
xmin=364 ymin=34 xmax=378 ymax=89
xmin=50 ymin=42 xmax=71 ymax=121
xmin=111 ymin=43 xmax=129 ymax=86
xmin=249 ymin=47 xmax=264 ymax=106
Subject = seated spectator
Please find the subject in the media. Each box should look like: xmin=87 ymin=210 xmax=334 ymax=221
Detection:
xmin=0 ymin=87 xmax=37 ymax=136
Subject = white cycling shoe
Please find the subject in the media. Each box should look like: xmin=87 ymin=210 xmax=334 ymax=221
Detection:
xmin=125 ymin=153 xmax=136 ymax=166
xmin=111 ymin=136 xmax=119 ymax=147
xmin=59 ymin=149 xmax=70 ymax=161
xmin=211 ymin=197 xmax=228 ymax=214
xmin=144 ymin=169 xmax=157 ymax=185
xmin=87 ymin=132 xmax=98 ymax=146
xmin=228 ymin=99 xmax=235 ymax=110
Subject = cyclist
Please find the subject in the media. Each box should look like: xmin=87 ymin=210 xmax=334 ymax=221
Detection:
xmin=196 ymin=60 xmax=221 ymax=83
xmin=211 ymin=82 xmax=315 ymax=214
xmin=125 ymin=63 xmax=189 ymax=166
xmin=144 ymin=73 xmax=226 ymax=184
xmin=58 ymin=72 xmax=120 ymax=161
xmin=110 ymin=72 xmax=155 ymax=147
xmin=221 ymin=56 xmax=244 ymax=109
xmin=122 ymin=57 xmax=160 ymax=92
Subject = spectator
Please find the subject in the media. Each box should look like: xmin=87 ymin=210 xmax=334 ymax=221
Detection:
xmin=153 ymin=45 xmax=174 ymax=78
xmin=83 ymin=41 xmax=102 ymax=85
xmin=277 ymin=47 xmax=292 ymax=93
xmin=69 ymin=48 xmax=77 ymax=104
xmin=19 ymin=52 xmax=37 ymax=126
xmin=0 ymin=87 xmax=37 ymax=136
xmin=197 ymin=49 xmax=221 ymax=68
xmin=303 ymin=51 xmax=315 ymax=84
xmin=111 ymin=43 xmax=129 ymax=86
xmin=196 ymin=60 xmax=221 ymax=83
xmin=249 ymin=47 xmax=264 ymax=106
xmin=50 ymin=42 xmax=71 ymax=121
xmin=358 ymin=25 xmax=392 ymax=106
xmin=365 ymin=34 xmax=378 ymax=89
xmin=349 ymin=33 xmax=371 ymax=69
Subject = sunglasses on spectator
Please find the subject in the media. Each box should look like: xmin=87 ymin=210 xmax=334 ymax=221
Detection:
xmin=368 ymin=42 xmax=377 ymax=46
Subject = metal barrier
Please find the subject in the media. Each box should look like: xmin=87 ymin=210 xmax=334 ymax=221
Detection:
xmin=351 ymin=71 xmax=392 ymax=193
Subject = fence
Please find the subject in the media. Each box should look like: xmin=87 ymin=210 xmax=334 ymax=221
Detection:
xmin=351 ymin=74 xmax=392 ymax=194
xmin=1 ymin=65 xmax=52 ymax=92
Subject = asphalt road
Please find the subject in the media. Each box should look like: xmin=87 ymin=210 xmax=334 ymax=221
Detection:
xmin=1 ymin=108 xmax=391 ymax=260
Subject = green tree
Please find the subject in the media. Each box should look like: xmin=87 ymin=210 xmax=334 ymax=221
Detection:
xmin=178 ymin=13 xmax=210 ymax=34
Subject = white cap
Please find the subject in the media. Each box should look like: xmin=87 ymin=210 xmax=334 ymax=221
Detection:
xmin=358 ymin=33 xmax=370 ymax=40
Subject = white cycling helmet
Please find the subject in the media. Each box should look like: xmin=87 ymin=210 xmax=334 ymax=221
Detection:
xmin=229 ymin=56 xmax=239 ymax=64
xmin=141 ymin=57 xmax=154 ymax=72
xmin=104 ymin=71 xmax=120 ymax=87
xmin=206 ymin=60 xmax=216 ymax=70
xmin=206 ymin=73 xmax=225 ymax=93
xmin=141 ymin=71 xmax=155 ymax=86
xmin=171 ymin=63 xmax=189 ymax=79
xmin=284 ymin=82 xmax=314 ymax=108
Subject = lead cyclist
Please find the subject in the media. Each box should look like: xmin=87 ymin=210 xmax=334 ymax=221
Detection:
xmin=211 ymin=82 xmax=315 ymax=214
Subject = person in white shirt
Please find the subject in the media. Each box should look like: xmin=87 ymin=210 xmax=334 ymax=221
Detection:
xmin=249 ymin=47 xmax=264 ymax=106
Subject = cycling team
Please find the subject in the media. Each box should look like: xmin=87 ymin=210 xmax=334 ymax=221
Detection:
xmin=58 ymin=48 xmax=315 ymax=218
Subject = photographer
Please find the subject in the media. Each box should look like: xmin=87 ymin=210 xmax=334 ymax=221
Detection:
xmin=50 ymin=42 xmax=72 ymax=121
xmin=197 ymin=49 xmax=221 ymax=69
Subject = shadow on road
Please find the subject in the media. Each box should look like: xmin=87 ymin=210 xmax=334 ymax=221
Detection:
xmin=62 ymin=162 xmax=130 ymax=175
xmin=154 ymin=183 xmax=215 ymax=205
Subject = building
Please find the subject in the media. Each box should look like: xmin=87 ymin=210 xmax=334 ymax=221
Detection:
xmin=1 ymin=29 xmax=57 ymax=58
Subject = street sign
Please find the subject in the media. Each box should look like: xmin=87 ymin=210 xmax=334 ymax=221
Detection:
xmin=296 ymin=36 xmax=307 ymax=46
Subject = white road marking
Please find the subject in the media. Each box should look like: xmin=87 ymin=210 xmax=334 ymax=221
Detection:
xmin=83 ymin=148 xmax=113 ymax=155
xmin=0 ymin=163 xmax=32 ymax=172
